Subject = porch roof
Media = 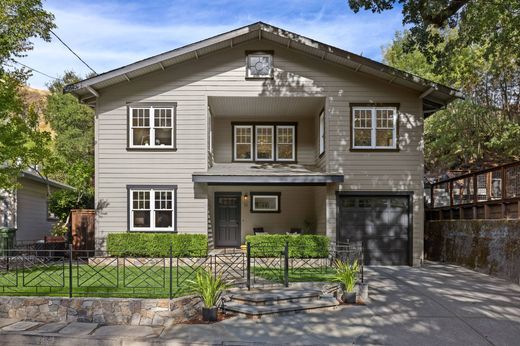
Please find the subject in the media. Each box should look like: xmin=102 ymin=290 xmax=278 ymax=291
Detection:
xmin=192 ymin=163 xmax=344 ymax=184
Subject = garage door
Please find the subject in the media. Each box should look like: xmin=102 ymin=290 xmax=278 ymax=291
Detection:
xmin=338 ymin=195 xmax=410 ymax=265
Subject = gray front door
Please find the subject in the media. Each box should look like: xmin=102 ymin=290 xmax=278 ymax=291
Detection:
xmin=338 ymin=195 xmax=410 ymax=265
xmin=215 ymin=193 xmax=241 ymax=247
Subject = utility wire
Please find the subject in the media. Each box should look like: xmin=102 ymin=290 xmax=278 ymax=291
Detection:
xmin=11 ymin=60 xmax=60 ymax=80
xmin=50 ymin=29 xmax=97 ymax=75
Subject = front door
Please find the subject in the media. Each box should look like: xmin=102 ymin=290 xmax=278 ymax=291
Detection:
xmin=215 ymin=193 xmax=241 ymax=247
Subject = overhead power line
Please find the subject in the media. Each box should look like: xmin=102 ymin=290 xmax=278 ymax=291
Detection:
xmin=50 ymin=29 xmax=97 ymax=75
xmin=12 ymin=60 xmax=60 ymax=80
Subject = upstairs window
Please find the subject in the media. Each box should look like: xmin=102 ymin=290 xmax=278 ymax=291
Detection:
xmin=352 ymin=106 xmax=397 ymax=150
xmin=246 ymin=52 xmax=273 ymax=79
xmin=128 ymin=104 xmax=176 ymax=149
xmin=233 ymin=123 xmax=296 ymax=162
xmin=319 ymin=110 xmax=325 ymax=155
xmin=128 ymin=185 xmax=176 ymax=231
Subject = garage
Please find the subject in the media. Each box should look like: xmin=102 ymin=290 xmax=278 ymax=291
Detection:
xmin=337 ymin=194 xmax=411 ymax=265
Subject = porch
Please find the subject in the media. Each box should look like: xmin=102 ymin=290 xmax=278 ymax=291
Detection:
xmin=193 ymin=163 xmax=343 ymax=248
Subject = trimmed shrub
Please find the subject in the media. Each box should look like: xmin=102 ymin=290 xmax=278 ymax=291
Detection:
xmin=107 ymin=233 xmax=208 ymax=257
xmin=245 ymin=234 xmax=330 ymax=258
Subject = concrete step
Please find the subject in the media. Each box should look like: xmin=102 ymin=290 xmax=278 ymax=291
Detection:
xmin=228 ymin=289 xmax=322 ymax=306
xmin=222 ymin=296 xmax=339 ymax=318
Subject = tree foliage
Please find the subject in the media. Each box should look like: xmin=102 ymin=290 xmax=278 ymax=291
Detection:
xmin=0 ymin=0 xmax=55 ymax=190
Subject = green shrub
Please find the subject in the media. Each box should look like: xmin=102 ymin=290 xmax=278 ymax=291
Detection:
xmin=107 ymin=233 xmax=208 ymax=257
xmin=245 ymin=234 xmax=329 ymax=258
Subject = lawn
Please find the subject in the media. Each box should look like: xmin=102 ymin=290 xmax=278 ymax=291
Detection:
xmin=0 ymin=263 xmax=199 ymax=298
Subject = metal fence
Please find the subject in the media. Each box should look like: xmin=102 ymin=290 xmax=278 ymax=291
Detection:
xmin=0 ymin=241 xmax=363 ymax=297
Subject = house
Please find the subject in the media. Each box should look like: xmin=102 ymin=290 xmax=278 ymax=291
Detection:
xmin=0 ymin=171 xmax=73 ymax=241
xmin=65 ymin=22 xmax=461 ymax=266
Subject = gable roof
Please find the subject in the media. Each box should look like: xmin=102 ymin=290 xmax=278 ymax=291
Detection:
xmin=65 ymin=21 xmax=463 ymax=116
xmin=20 ymin=171 xmax=73 ymax=190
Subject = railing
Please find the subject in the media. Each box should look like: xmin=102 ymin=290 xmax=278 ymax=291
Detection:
xmin=0 ymin=241 xmax=364 ymax=297
xmin=428 ymin=161 xmax=520 ymax=220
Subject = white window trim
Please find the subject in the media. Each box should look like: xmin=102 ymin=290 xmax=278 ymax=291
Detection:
xmin=276 ymin=125 xmax=296 ymax=161
xmin=129 ymin=188 xmax=175 ymax=231
xmin=246 ymin=53 xmax=273 ymax=79
xmin=352 ymin=107 xmax=397 ymax=149
xmin=129 ymin=106 xmax=175 ymax=148
xmin=255 ymin=125 xmax=274 ymax=161
xmin=234 ymin=125 xmax=253 ymax=161
xmin=252 ymin=195 xmax=279 ymax=212
xmin=319 ymin=111 xmax=325 ymax=155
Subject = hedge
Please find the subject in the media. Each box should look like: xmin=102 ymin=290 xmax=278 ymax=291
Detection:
xmin=107 ymin=233 xmax=208 ymax=257
xmin=245 ymin=234 xmax=330 ymax=258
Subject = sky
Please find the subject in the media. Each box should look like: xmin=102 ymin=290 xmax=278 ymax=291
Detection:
xmin=19 ymin=0 xmax=406 ymax=89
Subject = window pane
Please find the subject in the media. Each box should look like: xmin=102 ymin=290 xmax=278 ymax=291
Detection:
xmin=277 ymin=126 xmax=294 ymax=160
xmin=248 ymin=55 xmax=272 ymax=77
xmin=155 ymin=191 xmax=172 ymax=209
xmin=155 ymin=128 xmax=172 ymax=146
xmin=236 ymin=144 xmax=252 ymax=160
xmin=235 ymin=126 xmax=252 ymax=160
xmin=376 ymin=109 xmax=394 ymax=128
xmin=319 ymin=112 xmax=325 ymax=154
xmin=354 ymin=109 xmax=371 ymax=128
xmin=253 ymin=196 xmax=278 ymax=211
xmin=155 ymin=211 xmax=172 ymax=228
xmin=256 ymin=126 xmax=273 ymax=160
xmin=133 ymin=191 xmax=150 ymax=209
xmin=133 ymin=211 xmax=150 ymax=228
xmin=376 ymin=129 xmax=393 ymax=147
xmin=133 ymin=128 xmax=150 ymax=146
xmin=354 ymin=129 xmax=371 ymax=147
xmin=132 ymin=108 xmax=150 ymax=127
xmin=154 ymin=109 xmax=172 ymax=127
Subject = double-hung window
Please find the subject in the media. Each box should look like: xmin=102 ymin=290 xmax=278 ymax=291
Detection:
xmin=129 ymin=103 xmax=176 ymax=149
xmin=128 ymin=185 xmax=176 ymax=231
xmin=233 ymin=123 xmax=296 ymax=162
xmin=352 ymin=106 xmax=397 ymax=149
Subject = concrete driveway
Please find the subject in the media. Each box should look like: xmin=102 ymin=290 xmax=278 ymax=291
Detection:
xmin=2 ymin=262 xmax=520 ymax=345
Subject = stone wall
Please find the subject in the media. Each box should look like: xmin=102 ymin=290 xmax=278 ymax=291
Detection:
xmin=425 ymin=220 xmax=520 ymax=283
xmin=0 ymin=295 xmax=202 ymax=326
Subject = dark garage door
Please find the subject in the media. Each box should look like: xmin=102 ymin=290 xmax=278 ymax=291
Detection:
xmin=338 ymin=195 xmax=410 ymax=265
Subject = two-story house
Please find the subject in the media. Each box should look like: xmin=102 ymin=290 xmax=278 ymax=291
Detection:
xmin=65 ymin=22 xmax=461 ymax=266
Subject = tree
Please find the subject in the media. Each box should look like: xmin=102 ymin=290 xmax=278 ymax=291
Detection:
xmin=383 ymin=30 xmax=520 ymax=172
xmin=0 ymin=0 xmax=55 ymax=190
xmin=45 ymin=71 xmax=95 ymax=215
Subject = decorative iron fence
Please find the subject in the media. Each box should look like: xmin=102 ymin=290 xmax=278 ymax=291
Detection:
xmin=0 ymin=241 xmax=363 ymax=297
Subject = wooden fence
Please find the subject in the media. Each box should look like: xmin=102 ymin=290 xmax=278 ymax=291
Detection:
xmin=426 ymin=161 xmax=520 ymax=220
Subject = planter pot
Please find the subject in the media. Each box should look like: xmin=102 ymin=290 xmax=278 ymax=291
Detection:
xmin=202 ymin=307 xmax=218 ymax=322
xmin=341 ymin=291 xmax=356 ymax=304
xmin=356 ymin=283 xmax=369 ymax=305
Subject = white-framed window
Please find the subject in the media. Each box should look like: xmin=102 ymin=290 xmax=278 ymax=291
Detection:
xmin=352 ymin=107 xmax=397 ymax=149
xmin=246 ymin=53 xmax=273 ymax=78
xmin=129 ymin=186 xmax=176 ymax=231
xmin=234 ymin=125 xmax=253 ymax=161
xmin=319 ymin=110 xmax=325 ymax=155
xmin=255 ymin=125 xmax=274 ymax=161
xmin=129 ymin=105 xmax=175 ymax=148
xmin=251 ymin=193 xmax=281 ymax=213
xmin=276 ymin=125 xmax=295 ymax=161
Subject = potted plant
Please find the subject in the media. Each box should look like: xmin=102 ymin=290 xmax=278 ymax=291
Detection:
xmin=188 ymin=269 xmax=230 ymax=321
xmin=332 ymin=259 xmax=360 ymax=304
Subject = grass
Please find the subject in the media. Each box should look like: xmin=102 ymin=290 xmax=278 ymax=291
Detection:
xmin=0 ymin=263 xmax=199 ymax=298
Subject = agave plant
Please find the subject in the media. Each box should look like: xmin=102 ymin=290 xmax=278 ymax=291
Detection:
xmin=332 ymin=259 xmax=360 ymax=293
xmin=188 ymin=269 xmax=230 ymax=308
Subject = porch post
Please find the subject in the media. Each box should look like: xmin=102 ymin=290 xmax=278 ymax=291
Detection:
xmin=246 ymin=242 xmax=251 ymax=291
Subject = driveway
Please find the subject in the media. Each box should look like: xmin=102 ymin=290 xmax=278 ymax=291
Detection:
xmin=2 ymin=262 xmax=520 ymax=345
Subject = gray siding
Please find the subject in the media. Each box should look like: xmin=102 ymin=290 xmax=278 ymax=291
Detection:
xmin=16 ymin=178 xmax=58 ymax=241
xmin=95 ymin=39 xmax=424 ymax=264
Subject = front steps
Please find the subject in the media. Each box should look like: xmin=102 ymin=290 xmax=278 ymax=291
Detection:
xmin=222 ymin=288 xmax=340 ymax=318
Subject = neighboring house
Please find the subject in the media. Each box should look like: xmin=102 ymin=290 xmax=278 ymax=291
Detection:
xmin=0 ymin=171 xmax=73 ymax=241
xmin=65 ymin=22 xmax=461 ymax=266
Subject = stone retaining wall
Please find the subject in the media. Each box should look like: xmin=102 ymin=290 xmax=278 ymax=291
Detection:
xmin=425 ymin=220 xmax=520 ymax=284
xmin=0 ymin=295 xmax=202 ymax=326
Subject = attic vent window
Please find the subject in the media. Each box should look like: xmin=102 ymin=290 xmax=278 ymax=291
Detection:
xmin=246 ymin=52 xmax=273 ymax=79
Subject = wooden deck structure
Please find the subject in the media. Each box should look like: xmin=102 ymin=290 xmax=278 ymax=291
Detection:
xmin=426 ymin=161 xmax=520 ymax=220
